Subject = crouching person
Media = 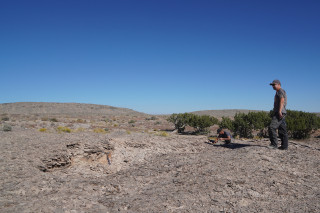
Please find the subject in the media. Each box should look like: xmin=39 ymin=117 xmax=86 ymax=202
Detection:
xmin=217 ymin=128 xmax=232 ymax=144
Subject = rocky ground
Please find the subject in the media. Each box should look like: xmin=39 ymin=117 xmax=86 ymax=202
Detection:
xmin=1 ymin=119 xmax=319 ymax=212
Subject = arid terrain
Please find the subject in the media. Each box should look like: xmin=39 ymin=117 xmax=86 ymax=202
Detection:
xmin=0 ymin=103 xmax=319 ymax=212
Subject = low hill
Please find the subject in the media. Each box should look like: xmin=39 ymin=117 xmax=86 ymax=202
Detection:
xmin=0 ymin=102 xmax=145 ymax=117
xmin=190 ymin=109 xmax=265 ymax=118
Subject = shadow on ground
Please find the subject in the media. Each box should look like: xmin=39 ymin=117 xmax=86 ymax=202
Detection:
xmin=205 ymin=142 xmax=265 ymax=149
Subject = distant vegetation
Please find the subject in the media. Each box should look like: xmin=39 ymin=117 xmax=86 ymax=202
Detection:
xmin=146 ymin=116 xmax=157 ymax=121
xmin=167 ymin=113 xmax=218 ymax=134
xmin=286 ymin=110 xmax=320 ymax=139
xmin=221 ymin=110 xmax=320 ymax=139
xmin=57 ymin=126 xmax=71 ymax=133
xmin=39 ymin=128 xmax=47 ymax=132
xmin=93 ymin=128 xmax=107 ymax=134
xmin=168 ymin=110 xmax=320 ymax=139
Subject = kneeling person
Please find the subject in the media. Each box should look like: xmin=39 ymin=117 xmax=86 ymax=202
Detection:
xmin=217 ymin=128 xmax=232 ymax=144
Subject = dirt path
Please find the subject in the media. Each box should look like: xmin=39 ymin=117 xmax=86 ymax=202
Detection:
xmin=0 ymin=129 xmax=319 ymax=212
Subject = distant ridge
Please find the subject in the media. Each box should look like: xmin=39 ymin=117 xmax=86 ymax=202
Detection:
xmin=0 ymin=102 xmax=146 ymax=117
xmin=191 ymin=109 xmax=320 ymax=118
xmin=190 ymin=109 xmax=266 ymax=118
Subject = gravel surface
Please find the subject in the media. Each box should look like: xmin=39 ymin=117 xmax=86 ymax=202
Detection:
xmin=0 ymin=129 xmax=319 ymax=212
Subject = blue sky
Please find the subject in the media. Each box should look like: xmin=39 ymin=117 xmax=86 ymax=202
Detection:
xmin=1 ymin=0 xmax=319 ymax=114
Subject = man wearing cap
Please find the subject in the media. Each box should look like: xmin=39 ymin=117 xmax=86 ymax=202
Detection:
xmin=269 ymin=79 xmax=288 ymax=150
xmin=216 ymin=128 xmax=232 ymax=144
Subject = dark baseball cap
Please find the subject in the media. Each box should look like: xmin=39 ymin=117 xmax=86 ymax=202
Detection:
xmin=270 ymin=79 xmax=281 ymax=85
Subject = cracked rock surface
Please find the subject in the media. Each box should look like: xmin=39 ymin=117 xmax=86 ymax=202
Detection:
xmin=0 ymin=129 xmax=319 ymax=212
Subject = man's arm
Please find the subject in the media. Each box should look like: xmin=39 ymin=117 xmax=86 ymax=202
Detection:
xmin=279 ymin=97 xmax=284 ymax=118
xmin=217 ymin=135 xmax=231 ymax=141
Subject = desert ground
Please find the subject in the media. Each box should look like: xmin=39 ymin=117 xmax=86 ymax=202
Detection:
xmin=0 ymin=103 xmax=319 ymax=212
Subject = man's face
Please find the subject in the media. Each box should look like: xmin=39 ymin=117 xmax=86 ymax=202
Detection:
xmin=272 ymin=83 xmax=280 ymax=90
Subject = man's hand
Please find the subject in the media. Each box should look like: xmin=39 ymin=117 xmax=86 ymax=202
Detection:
xmin=278 ymin=111 xmax=283 ymax=119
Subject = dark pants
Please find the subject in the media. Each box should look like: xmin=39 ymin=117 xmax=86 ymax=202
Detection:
xmin=225 ymin=140 xmax=231 ymax=144
xmin=269 ymin=114 xmax=288 ymax=148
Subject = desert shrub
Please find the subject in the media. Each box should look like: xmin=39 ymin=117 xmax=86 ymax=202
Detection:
xmin=286 ymin=110 xmax=320 ymax=139
xmin=128 ymin=120 xmax=136 ymax=124
xmin=57 ymin=126 xmax=71 ymax=133
xmin=39 ymin=128 xmax=47 ymax=132
xmin=75 ymin=119 xmax=85 ymax=123
xmin=189 ymin=114 xmax=218 ymax=134
xmin=167 ymin=113 xmax=217 ymax=134
xmin=233 ymin=113 xmax=252 ymax=138
xmin=93 ymin=128 xmax=107 ymax=134
xmin=1 ymin=117 xmax=9 ymax=121
xmin=158 ymin=131 xmax=168 ymax=137
xmin=3 ymin=124 xmax=12 ymax=131
xmin=226 ymin=110 xmax=319 ymax=139
xmin=247 ymin=111 xmax=271 ymax=130
xmin=231 ymin=112 xmax=271 ymax=138
xmin=167 ymin=113 xmax=193 ymax=133
xmin=247 ymin=111 xmax=271 ymax=138
xmin=219 ymin=117 xmax=234 ymax=130
xmin=146 ymin=116 xmax=157 ymax=120
xmin=50 ymin=118 xmax=58 ymax=122
xmin=155 ymin=121 xmax=161 ymax=125
xmin=126 ymin=130 xmax=131 ymax=134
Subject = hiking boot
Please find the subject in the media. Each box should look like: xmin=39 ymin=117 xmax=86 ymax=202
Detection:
xmin=268 ymin=145 xmax=277 ymax=149
xmin=278 ymin=146 xmax=288 ymax=150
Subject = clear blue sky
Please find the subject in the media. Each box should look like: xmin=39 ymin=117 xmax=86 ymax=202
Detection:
xmin=1 ymin=0 xmax=319 ymax=114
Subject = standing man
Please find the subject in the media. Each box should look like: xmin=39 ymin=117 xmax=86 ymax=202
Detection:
xmin=269 ymin=79 xmax=288 ymax=150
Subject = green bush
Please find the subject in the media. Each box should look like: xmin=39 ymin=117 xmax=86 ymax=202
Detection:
xmin=146 ymin=116 xmax=157 ymax=121
xmin=226 ymin=110 xmax=319 ymax=139
xmin=1 ymin=117 xmax=9 ymax=121
xmin=233 ymin=113 xmax=252 ymax=138
xmin=247 ymin=111 xmax=271 ymax=137
xmin=223 ymin=112 xmax=271 ymax=138
xmin=57 ymin=126 xmax=71 ymax=133
xmin=3 ymin=124 xmax=12 ymax=131
xmin=189 ymin=114 xmax=218 ymax=134
xmin=168 ymin=111 xmax=320 ymax=139
xmin=50 ymin=118 xmax=58 ymax=122
xmin=157 ymin=131 xmax=169 ymax=137
xmin=167 ymin=113 xmax=193 ymax=133
xmin=247 ymin=111 xmax=271 ymax=131
xmin=39 ymin=128 xmax=47 ymax=132
xmin=167 ymin=113 xmax=217 ymax=134
xmin=128 ymin=120 xmax=136 ymax=124
xmin=286 ymin=110 xmax=320 ymax=139
xmin=93 ymin=128 xmax=107 ymax=134
xmin=219 ymin=117 xmax=234 ymax=130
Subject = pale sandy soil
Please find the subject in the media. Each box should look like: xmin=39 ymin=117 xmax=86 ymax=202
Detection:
xmin=0 ymin=124 xmax=319 ymax=212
